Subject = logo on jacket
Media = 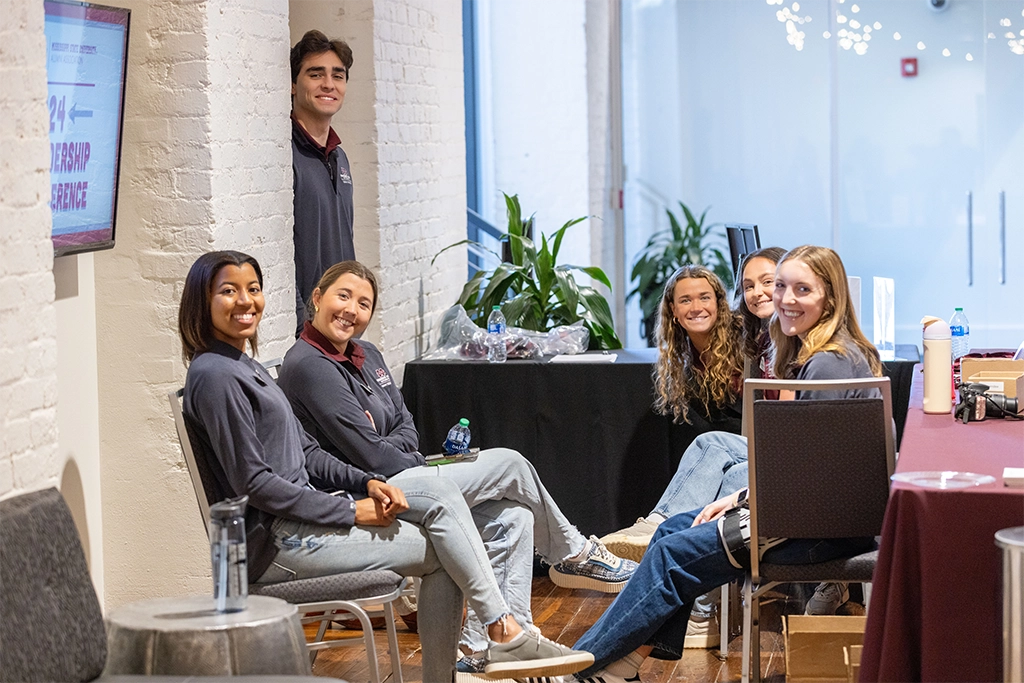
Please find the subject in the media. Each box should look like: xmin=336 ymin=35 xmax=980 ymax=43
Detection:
xmin=374 ymin=367 xmax=392 ymax=388
xmin=338 ymin=166 xmax=352 ymax=185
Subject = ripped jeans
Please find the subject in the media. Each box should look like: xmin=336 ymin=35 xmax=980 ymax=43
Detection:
xmin=257 ymin=475 xmax=509 ymax=683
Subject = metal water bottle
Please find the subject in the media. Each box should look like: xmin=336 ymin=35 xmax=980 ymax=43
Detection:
xmin=210 ymin=495 xmax=248 ymax=613
xmin=921 ymin=316 xmax=952 ymax=415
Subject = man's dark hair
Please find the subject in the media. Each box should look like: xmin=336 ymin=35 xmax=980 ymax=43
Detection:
xmin=178 ymin=251 xmax=264 ymax=364
xmin=290 ymin=30 xmax=353 ymax=83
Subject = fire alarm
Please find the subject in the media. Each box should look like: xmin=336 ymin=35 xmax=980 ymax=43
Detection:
xmin=901 ymin=58 xmax=918 ymax=77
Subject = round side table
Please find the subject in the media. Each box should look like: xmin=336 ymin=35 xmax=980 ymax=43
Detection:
xmin=104 ymin=595 xmax=310 ymax=676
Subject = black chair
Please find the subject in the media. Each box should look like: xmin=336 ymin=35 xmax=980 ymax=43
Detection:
xmin=739 ymin=377 xmax=895 ymax=683
xmin=168 ymin=386 xmax=407 ymax=683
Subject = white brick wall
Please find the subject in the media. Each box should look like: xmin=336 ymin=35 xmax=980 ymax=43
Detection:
xmin=0 ymin=0 xmax=61 ymax=498
xmin=372 ymin=0 xmax=467 ymax=368
xmin=96 ymin=0 xmax=295 ymax=608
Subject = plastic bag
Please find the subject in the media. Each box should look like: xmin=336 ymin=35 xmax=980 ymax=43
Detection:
xmin=424 ymin=305 xmax=589 ymax=360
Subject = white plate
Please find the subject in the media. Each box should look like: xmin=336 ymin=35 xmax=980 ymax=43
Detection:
xmin=891 ymin=471 xmax=996 ymax=489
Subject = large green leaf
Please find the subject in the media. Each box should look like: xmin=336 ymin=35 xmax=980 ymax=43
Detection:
xmin=564 ymin=264 xmax=612 ymax=290
xmin=552 ymin=267 xmax=580 ymax=321
xmin=480 ymin=262 xmax=524 ymax=304
xmin=550 ymin=216 xmax=587 ymax=262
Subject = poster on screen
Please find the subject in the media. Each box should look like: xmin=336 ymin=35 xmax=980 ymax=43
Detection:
xmin=43 ymin=1 xmax=130 ymax=257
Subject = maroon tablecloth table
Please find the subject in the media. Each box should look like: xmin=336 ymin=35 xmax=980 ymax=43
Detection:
xmin=860 ymin=369 xmax=1024 ymax=682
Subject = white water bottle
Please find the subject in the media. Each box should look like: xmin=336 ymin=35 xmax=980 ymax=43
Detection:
xmin=921 ymin=316 xmax=952 ymax=415
xmin=487 ymin=305 xmax=507 ymax=363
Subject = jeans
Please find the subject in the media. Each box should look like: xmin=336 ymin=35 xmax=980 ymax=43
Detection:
xmin=392 ymin=448 xmax=586 ymax=651
xmin=257 ymin=475 xmax=508 ymax=683
xmin=651 ymin=432 xmax=749 ymax=519
xmin=573 ymin=508 xmax=875 ymax=675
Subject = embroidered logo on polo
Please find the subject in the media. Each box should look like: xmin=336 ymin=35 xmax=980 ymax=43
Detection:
xmin=374 ymin=367 xmax=392 ymax=388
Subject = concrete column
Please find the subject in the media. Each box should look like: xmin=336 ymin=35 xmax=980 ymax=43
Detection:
xmin=96 ymin=0 xmax=294 ymax=608
xmin=0 ymin=0 xmax=61 ymax=498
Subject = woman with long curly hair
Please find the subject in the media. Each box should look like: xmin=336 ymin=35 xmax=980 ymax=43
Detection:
xmin=603 ymin=265 xmax=746 ymax=649
xmin=652 ymin=265 xmax=744 ymax=427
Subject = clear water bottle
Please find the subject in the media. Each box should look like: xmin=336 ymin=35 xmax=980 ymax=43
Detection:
xmin=442 ymin=418 xmax=471 ymax=455
xmin=949 ymin=307 xmax=970 ymax=384
xmin=487 ymin=305 xmax=507 ymax=363
xmin=210 ymin=495 xmax=248 ymax=613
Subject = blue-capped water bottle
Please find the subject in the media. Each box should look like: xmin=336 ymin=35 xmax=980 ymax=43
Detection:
xmin=487 ymin=306 xmax=507 ymax=363
xmin=442 ymin=418 xmax=471 ymax=455
xmin=949 ymin=307 xmax=970 ymax=385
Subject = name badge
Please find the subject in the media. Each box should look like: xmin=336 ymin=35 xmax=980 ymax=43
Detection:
xmin=374 ymin=367 xmax=392 ymax=389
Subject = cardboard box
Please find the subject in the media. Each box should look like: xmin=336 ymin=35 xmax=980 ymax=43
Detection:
xmin=784 ymin=615 xmax=867 ymax=682
xmin=844 ymin=645 xmax=862 ymax=683
xmin=961 ymin=358 xmax=1024 ymax=400
xmin=964 ymin=371 xmax=1024 ymax=403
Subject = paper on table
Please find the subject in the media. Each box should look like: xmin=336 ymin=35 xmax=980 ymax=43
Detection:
xmin=1004 ymin=467 xmax=1024 ymax=487
xmin=549 ymin=353 xmax=617 ymax=363
xmin=874 ymin=276 xmax=895 ymax=361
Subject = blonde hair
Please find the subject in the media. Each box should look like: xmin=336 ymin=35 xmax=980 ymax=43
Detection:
xmin=769 ymin=245 xmax=883 ymax=379
xmin=653 ymin=265 xmax=743 ymax=423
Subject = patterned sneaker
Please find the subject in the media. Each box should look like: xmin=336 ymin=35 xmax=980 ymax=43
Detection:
xmin=805 ymin=582 xmax=850 ymax=615
xmin=599 ymin=517 xmax=662 ymax=563
xmin=516 ymin=672 xmax=632 ymax=683
xmin=484 ymin=628 xmax=594 ymax=679
xmin=683 ymin=608 xmax=720 ymax=649
xmin=548 ymin=537 xmax=638 ymax=593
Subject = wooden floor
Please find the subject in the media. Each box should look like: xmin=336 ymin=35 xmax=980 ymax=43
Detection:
xmin=304 ymin=577 xmax=865 ymax=683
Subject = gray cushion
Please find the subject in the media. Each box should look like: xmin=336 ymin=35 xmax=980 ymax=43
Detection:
xmin=0 ymin=488 xmax=107 ymax=683
xmin=760 ymin=550 xmax=878 ymax=583
xmin=250 ymin=570 xmax=404 ymax=603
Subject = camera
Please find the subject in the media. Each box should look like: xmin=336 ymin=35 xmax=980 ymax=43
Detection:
xmin=928 ymin=0 xmax=950 ymax=11
xmin=955 ymin=383 xmax=1021 ymax=423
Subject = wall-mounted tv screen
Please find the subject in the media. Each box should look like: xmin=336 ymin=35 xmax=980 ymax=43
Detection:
xmin=43 ymin=0 xmax=130 ymax=257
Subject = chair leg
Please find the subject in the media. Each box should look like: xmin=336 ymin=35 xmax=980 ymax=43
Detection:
xmin=718 ymin=583 xmax=729 ymax=661
xmin=384 ymin=601 xmax=403 ymax=683
xmin=742 ymin=576 xmax=753 ymax=683
xmin=354 ymin=609 xmax=382 ymax=683
xmin=751 ymin=587 xmax=761 ymax=683
xmin=863 ymin=582 xmax=872 ymax=616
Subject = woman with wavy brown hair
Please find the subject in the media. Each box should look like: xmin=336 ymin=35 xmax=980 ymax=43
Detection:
xmin=652 ymin=264 xmax=744 ymax=427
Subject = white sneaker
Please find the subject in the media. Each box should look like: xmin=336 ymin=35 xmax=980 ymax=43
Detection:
xmin=683 ymin=609 xmax=721 ymax=649
xmin=485 ymin=628 xmax=593 ymax=679
xmin=598 ymin=517 xmax=662 ymax=563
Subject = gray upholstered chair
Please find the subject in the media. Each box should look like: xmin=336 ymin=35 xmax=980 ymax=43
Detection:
xmin=739 ymin=377 xmax=895 ymax=683
xmin=0 ymin=487 xmax=326 ymax=683
xmin=168 ymin=387 xmax=407 ymax=683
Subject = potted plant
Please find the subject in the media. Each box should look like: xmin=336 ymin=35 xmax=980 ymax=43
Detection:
xmin=628 ymin=201 xmax=733 ymax=346
xmin=435 ymin=193 xmax=622 ymax=350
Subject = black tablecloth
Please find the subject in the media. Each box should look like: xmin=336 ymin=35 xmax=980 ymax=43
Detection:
xmin=401 ymin=345 xmax=918 ymax=537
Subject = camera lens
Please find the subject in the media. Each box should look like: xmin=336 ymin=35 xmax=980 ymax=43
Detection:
xmin=985 ymin=394 xmax=1019 ymax=417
